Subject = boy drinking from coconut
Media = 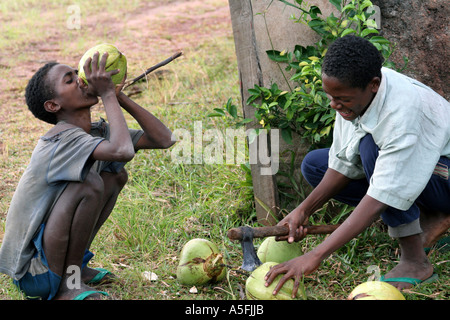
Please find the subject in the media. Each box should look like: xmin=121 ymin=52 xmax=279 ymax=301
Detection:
xmin=264 ymin=35 xmax=450 ymax=297
xmin=0 ymin=51 xmax=174 ymax=300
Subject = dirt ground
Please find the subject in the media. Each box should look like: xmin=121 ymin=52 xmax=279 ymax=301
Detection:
xmin=0 ymin=0 xmax=232 ymax=105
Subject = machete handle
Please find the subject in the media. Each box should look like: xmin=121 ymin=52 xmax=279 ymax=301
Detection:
xmin=227 ymin=224 xmax=340 ymax=240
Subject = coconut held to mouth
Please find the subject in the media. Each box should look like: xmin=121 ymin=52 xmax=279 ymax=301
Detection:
xmin=78 ymin=43 xmax=127 ymax=85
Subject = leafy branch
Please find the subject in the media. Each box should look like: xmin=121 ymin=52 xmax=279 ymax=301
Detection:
xmin=212 ymin=0 xmax=407 ymax=148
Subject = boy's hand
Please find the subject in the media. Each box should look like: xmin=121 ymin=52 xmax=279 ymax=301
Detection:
xmin=115 ymin=72 xmax=127 ymax=97
xmin=275 ymin=209 xmax=309 ymax=243
xmin=83 ymin=51 xmax=119 ymax=97
xmin=264 ymin=251 xmax=321 ymax=298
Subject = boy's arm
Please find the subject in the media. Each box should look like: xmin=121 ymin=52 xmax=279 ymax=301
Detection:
xmin=265 ymin=194 xmax=387 ymax=298
xmin=276 ymin=168 xmax=352 ymax=243
xmin=116 ymin=92 xmax=175 ymax=150
xmin=313 ymin=195 xmax=387 ymax=259
xmin=87 ymin=53 xmax=135 ymax=162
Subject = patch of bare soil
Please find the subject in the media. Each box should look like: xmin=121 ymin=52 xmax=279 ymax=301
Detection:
xmin=10 ymin=1 xmax=230 ymax=78
xmin=0 ymin=0 xmax=232 ymax=111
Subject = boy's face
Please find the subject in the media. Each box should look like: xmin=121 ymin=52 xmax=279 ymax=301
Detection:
xmin=322 ymin=73 xmax=380 ymax=121
xmin=45 ymin=64 xmax=99 ymax=113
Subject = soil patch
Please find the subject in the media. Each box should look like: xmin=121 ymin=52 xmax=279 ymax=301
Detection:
xmin=0 ymin=0 xmax=232 ymax=108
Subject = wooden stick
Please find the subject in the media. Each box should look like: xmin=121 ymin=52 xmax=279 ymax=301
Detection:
xmin=124 ymin=51 xmax=183 ymax=89
xmin=227 ymin=224 xmax=340 ymax=240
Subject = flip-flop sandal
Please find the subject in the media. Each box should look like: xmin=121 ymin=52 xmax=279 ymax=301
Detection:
xmin=380 ymin=273 xmax=439 ymax=286
xmin=73 ymin=290 xmax=109 ymax=300
xmin=86 ymin=268 xmax=115 ymax=285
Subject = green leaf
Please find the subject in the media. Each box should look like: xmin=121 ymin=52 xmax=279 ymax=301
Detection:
xmin=236 ymin=118 xmax=254 ymax=128
xmin=290 ymin=73 xmax=303 ymax=82
xmin=329 ymin=0 xmax=341 ymax=11
xmin=248 ymin=88 xmax=261 ymax=95
xmin=372 ymin=42 xmax=382 ymax=50
xmin=356 ymin=14 xmax=366 ymax=22
xmin=266 ymin=50 xmax=289 ymax=62
xmin=361 ymin=28 xmax=379 ymax=37
xmin=283 ymin=99 xmax=292 ymax=110
xmin=286 ymin=108 xmax=294 ymax=121
xmin=246 ymin=95 xmax=259 ymax=105
xmin=364 ymin=19 xmax=378 ymax=29
xmin=320 ymin=125 xmax=331 ymax=136
xmin=227 ymin=103 xmax=238 ymax=118
xmin=213 ymin=108 xmax=226 ymax=116
xmin=369 ymin=36 xmax=391 ymax=44
xmin=270 ymin=82 xmax=279 ymax=92
xmin=361 ymin=0 xmax=373 ymax=11
xmin=313 ymin=132 xmax=322 ymax=141
xmin=314 ymin=93 xmax=322 ymax=105
xmin=207 ymin=112 xmax=224 ymax=118
xmin=313 ymin=112 xmax=320 ymax=123
xmin=308 ymin=19 xmax=326 ymax=33
xmin=341 ymin=28 xmax=356 ymax=37
xmin=342 ymin=3 xmax=355 ymax=12
xmin=320 ymin=113 xmax=333 ymax=121
xmin=309 ymin=5 xmax=322 ymax=19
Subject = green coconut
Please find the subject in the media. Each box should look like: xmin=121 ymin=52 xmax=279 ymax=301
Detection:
xmin=347 ymin=281 xmax=406 ymax=300
xmin=246 ymin=262 xmax=300 ymax=300
xmin=257 ymin=236 xmax=303 ymax=264
xmin=78 ymin=43 xmax=127 ymax=85
xmin=176 ymin=238 xmax=226 ymax=286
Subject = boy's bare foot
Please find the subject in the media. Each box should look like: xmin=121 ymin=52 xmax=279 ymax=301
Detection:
xmin=382 ymin=257 xmax=434 ymax=290
xmin=382 ymin=233 xmax=435 ymax=290
xmin=81 ymin=266 xmax=116 ymax=284
xmin=53 ymin=282 xmax=109 ymax=300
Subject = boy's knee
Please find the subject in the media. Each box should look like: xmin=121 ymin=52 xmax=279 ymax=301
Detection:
xmin=359 ymin=134 xmax=379 ymax=163
xmin=115 ymin=168 xmax=129 ymax=188
xmin=301 ymin=149 xmax=329 ymax=187
xmin=359 ymin=134 xmax=380 ymax=180
xmin=83 ymin=169 xmax=105 ymax=196
xmin=100 ymin=168 xmax=129 ymax=190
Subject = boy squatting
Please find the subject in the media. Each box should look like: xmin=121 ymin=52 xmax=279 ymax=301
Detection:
xmin=0 ymin=52 xmax=175 ymax=300
xmin=265 ymin=36 xmax=449 ymax=298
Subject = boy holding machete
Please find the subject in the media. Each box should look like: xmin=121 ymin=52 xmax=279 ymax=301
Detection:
xmin=264 ymin=35 xmax=450 ymax=297
xmin=0 ymin=52 xmax=174 ymax=299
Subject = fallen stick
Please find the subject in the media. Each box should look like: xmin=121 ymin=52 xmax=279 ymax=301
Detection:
xmin=124 ymin=51 xmax=183 ymax=89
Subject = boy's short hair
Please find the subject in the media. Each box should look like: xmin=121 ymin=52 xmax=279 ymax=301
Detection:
xmin=25 ymin=62 xmax=59 ymax=125
xmin=322 ymin=35 xmax=384 ymax=89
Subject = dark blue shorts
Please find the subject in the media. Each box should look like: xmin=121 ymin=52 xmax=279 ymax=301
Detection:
xmin=13 ymin=224 xmax=94 ymax=300
xmin=301 ymin=134 xmax=450 ymax=228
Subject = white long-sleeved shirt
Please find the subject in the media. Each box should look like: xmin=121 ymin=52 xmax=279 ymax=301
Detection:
xmin=329 ymin=67 xmax=449 ymax=211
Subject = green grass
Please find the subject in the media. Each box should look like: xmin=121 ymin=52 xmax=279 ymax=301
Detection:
xmin=0 ymin=0 xmax=448 ymax=301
